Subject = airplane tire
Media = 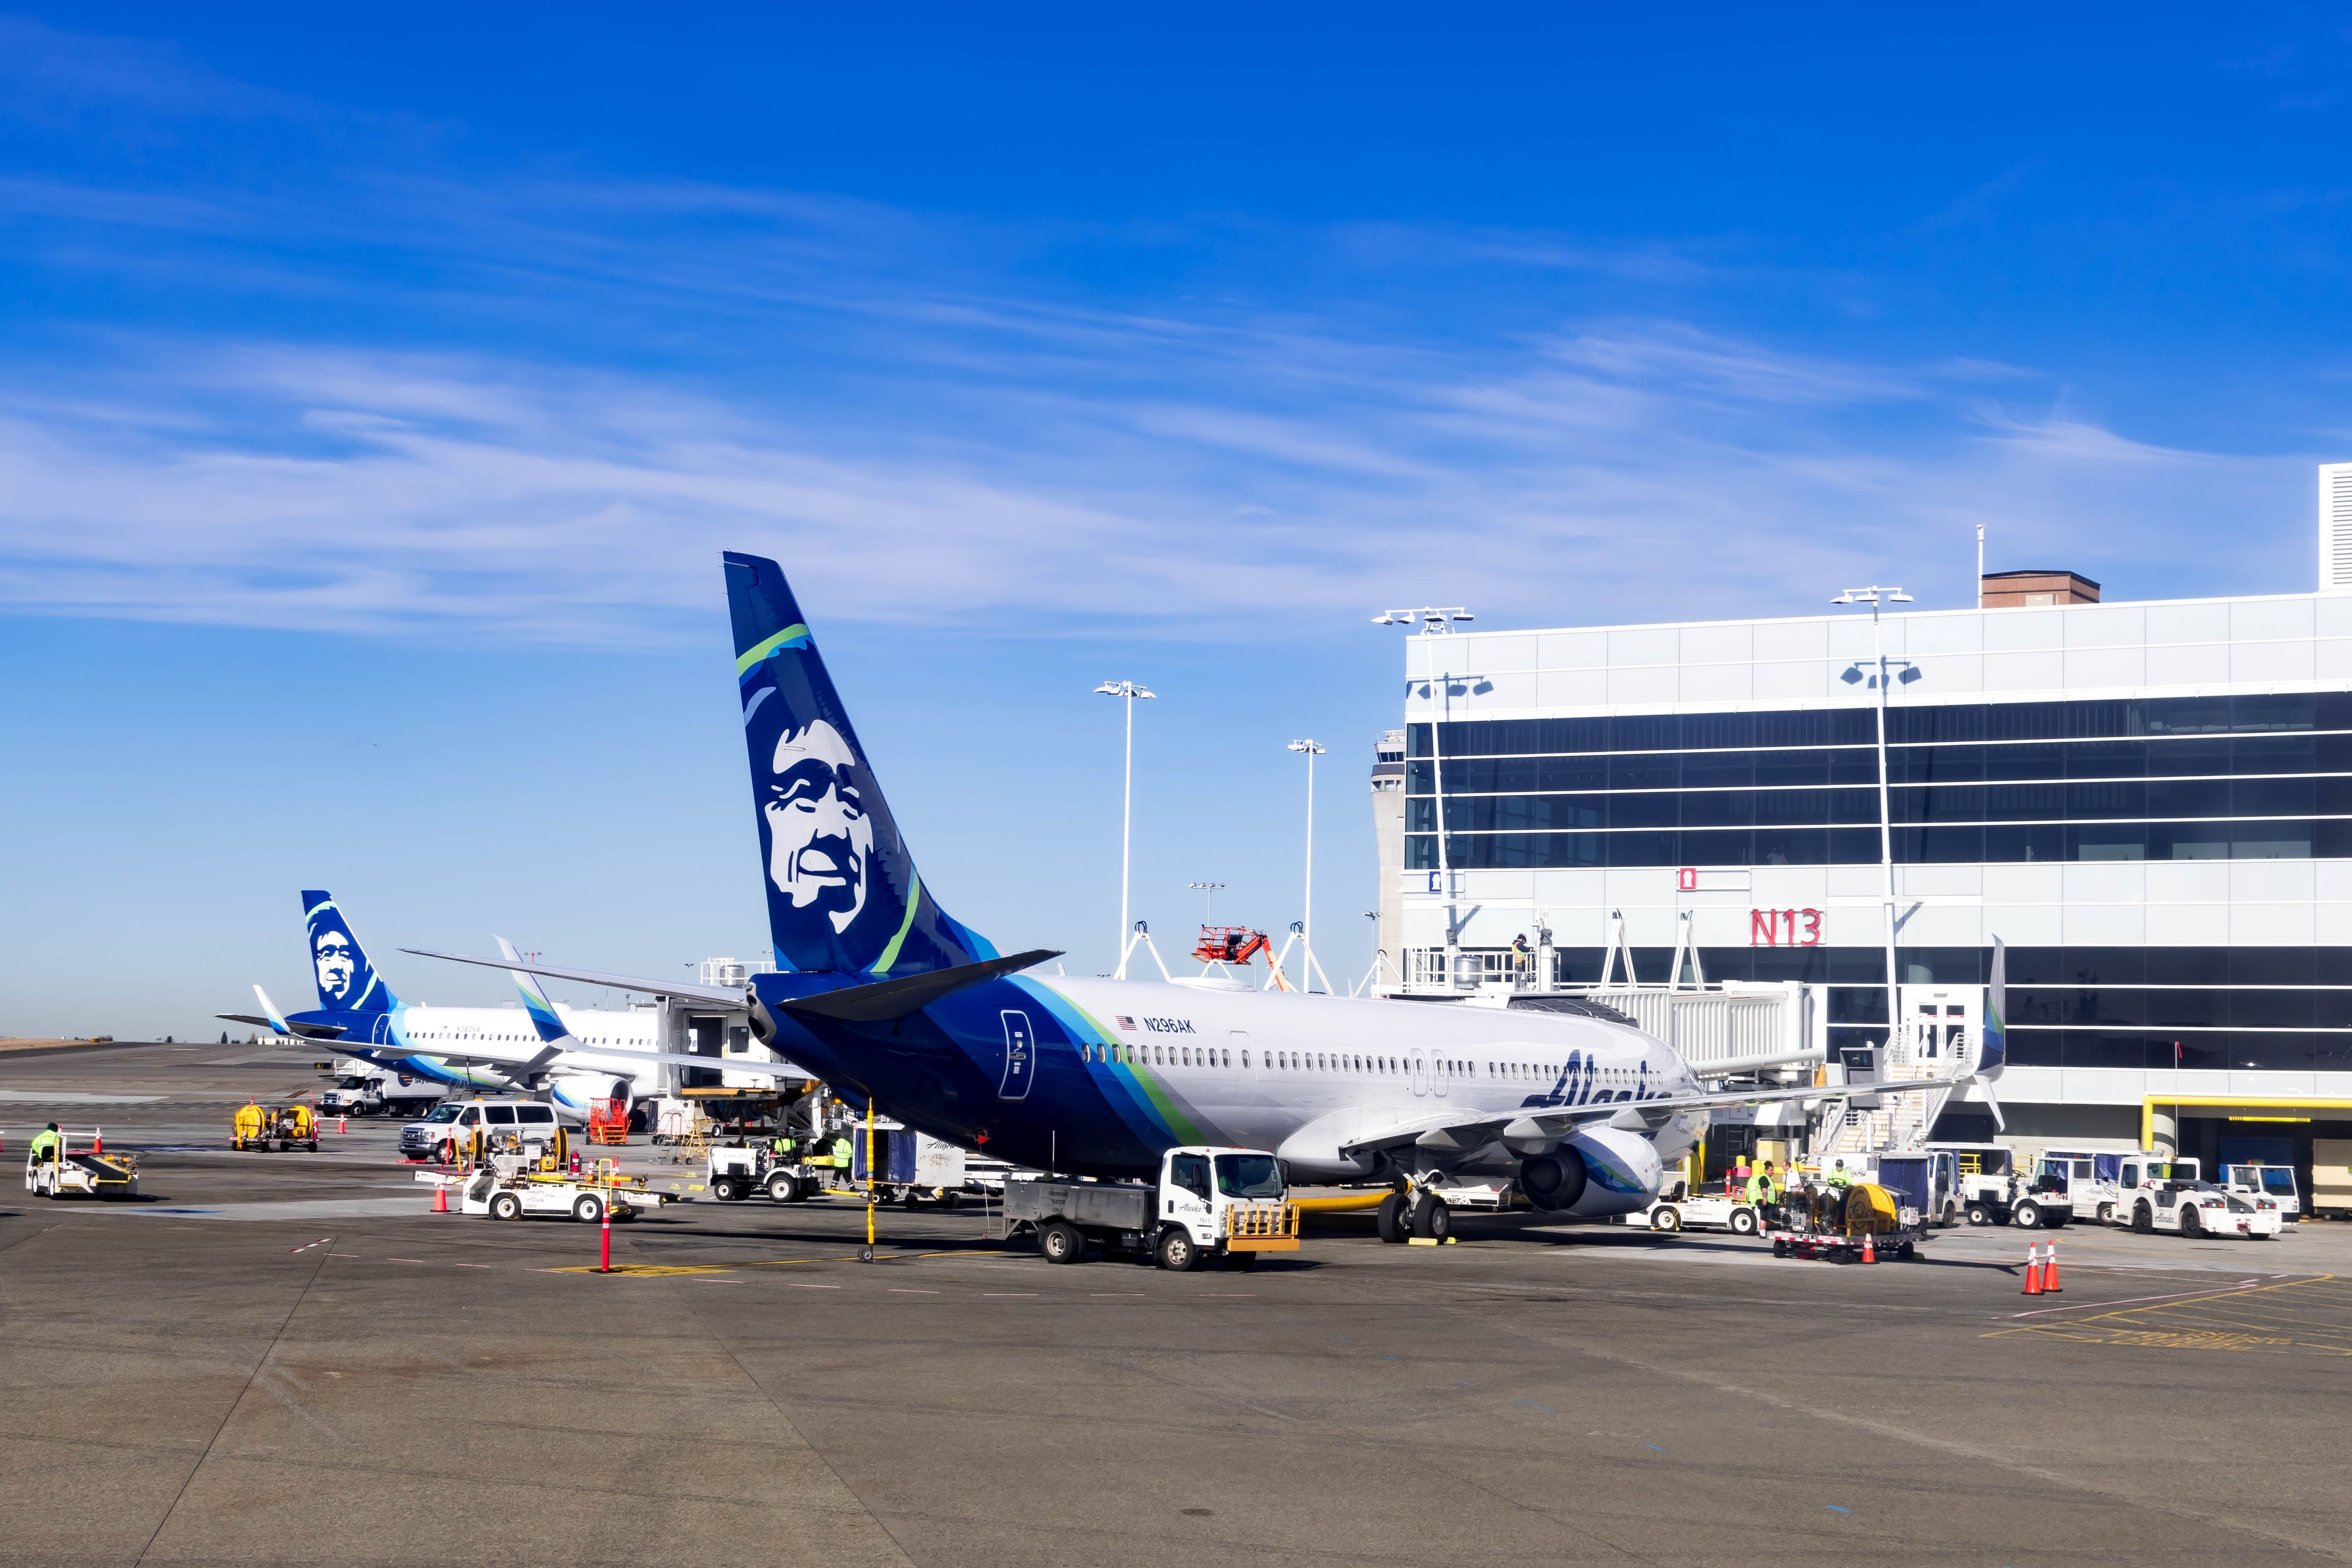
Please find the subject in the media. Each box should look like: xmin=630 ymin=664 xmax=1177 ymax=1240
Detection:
xmin=1410 ymin=1193 xmax=1451 ymax=1241
xmin=1040 ymin=1221 xmax=1086 ymax=1265
xmin=1376 ymin=1192 xmax=1408 ymax=1244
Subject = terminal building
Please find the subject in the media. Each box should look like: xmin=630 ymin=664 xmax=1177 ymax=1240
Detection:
xmin=1372 ymin=464 xmax=2352 ymax=1187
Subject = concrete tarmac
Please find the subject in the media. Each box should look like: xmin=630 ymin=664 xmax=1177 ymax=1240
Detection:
xmin=5 ymin=1039 xmax=2350 ymax=1566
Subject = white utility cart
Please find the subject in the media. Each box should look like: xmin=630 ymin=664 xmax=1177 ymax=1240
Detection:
xmin=418 ymin=1154 xmax=673 ymax=1222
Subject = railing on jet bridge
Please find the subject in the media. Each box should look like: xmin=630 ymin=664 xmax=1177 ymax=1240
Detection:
xmin=1572 ymin=982 xmax=1815 ymax=1069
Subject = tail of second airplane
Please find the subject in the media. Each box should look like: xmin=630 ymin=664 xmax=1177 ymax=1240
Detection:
xmin=300 ymin=889 xmax=398 ymax=1014
xmin=723 ymin=551 xmax=997 ymax=978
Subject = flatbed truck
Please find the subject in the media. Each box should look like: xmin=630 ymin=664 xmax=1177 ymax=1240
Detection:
xmin=1002 ymin=1146 xmax=1299 ymax=1271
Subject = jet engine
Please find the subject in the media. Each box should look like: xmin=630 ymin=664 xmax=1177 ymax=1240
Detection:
xmin=550 ymin=1072 xmax=632 ymax=1124
xmin=1516 ymin=1125 xmax=1662 ymax=1218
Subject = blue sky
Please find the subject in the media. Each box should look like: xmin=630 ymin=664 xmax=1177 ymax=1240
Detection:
xmin=5 ymin=7 xmax=2352 ymax=1037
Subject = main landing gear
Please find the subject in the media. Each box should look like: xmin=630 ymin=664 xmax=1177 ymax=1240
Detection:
xmin=1377 ymin=1180 xmax=1455 ymax=1245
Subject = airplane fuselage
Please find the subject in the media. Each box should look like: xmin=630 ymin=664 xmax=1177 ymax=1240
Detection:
xmin=758 ymin=972 xmax=1707 ymax=1202
xmin=292 ymin=1001 xmax=672 ymax=1109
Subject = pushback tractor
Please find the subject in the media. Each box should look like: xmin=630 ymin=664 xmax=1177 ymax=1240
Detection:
xmin=1003 ymin=1146 xmax=1300 ymax=1271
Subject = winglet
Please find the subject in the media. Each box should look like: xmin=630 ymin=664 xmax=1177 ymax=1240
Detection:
xmin=254 ymin=984 xmax=293 ymax=1037
xmin=497 ymin=937 xmax=577 ymax=1045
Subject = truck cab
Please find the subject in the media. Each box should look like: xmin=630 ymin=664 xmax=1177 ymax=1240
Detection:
xmin=2221 ymin=1163 xmax=2301 ymax=1223
xmin=1004 ymin=1146 xmax=1300 ymax=1271
xmin=319 ymin=1063 xmax=440 ymax=1118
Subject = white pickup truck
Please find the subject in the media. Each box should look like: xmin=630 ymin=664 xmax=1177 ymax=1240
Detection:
xmin=2114 ymin=1156 xmax=2281 ymax=1240
xmin=1003 ymin=1146 xmax=1299 ymax=1271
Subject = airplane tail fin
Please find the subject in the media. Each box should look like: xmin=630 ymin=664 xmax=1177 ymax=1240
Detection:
xmin=1973 ymin=935 xmax=2008 ymax=1082
xmin=722 ymin=551 xmax=996 ymax=977
xmin=300 ymin=890 xmax=398 ymax=1013
xmin=498 ymin=937 xmax=574 ymax=1044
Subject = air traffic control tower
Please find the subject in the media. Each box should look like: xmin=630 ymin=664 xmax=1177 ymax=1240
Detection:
xmin=1372 ymin=464 xmax=2352 ymax=1189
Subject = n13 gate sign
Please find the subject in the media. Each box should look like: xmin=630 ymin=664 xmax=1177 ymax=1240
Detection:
xmin=1751 ymin=909 xmax=1822 ymax=946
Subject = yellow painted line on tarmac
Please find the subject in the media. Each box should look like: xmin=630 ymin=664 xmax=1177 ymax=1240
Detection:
xmin=1984 ymin=1273 xmax=2352 ymax=1355
xmin=542 ymin=1263 xmax=740 ymax=1277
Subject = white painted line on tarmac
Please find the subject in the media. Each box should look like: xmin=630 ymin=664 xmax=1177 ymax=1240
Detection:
xmin=0 ymin=1090 xmax=163 ymax=1103
xmin=1999 ymin=1278 xmax=2269 ymax=1318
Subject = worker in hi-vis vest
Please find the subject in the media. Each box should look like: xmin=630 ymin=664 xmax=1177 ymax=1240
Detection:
xmin=1826 ymin=1159 xmax=1854 ymax=1188
xmin=28 ymin=1122 xmax=61 ymax=1162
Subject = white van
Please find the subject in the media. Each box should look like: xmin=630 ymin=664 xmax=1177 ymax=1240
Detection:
xmin=399 ymin=1099 xmax=561 ymax=1163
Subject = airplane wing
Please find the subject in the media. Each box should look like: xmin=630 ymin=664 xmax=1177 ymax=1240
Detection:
xmin=1340 ymin=1074 xmax=1969 ymax=1160
xmin=400 ymin=948 xmax=746 ymax=1006
xmin=218 ymin=983 xmax=347 ymax=1040
xmin=216 ymin=1013 xmax=348 ymax=1040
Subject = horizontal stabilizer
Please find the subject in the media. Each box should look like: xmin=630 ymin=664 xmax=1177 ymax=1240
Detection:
xmin=779 ymin=949 xmax=1062 ymax=1022
xmin=216 ymin=1013 xmax=347 ymax=1040
xmin=399 ymin=948 xmax=745 ymax=1007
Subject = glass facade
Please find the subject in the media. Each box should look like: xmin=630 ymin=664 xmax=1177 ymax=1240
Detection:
xmin=1523 ymin=943 xmax=2352 ymax=1073
xmin=1404 ymin=692 xmax=2352 ymax=870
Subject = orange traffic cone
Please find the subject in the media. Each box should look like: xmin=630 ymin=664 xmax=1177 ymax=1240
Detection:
xmin=2021 ymin=1242 xmax=2043 ymax=1295
xmin=2042 ymin=1241 xmax=2062 ymax=1293
xmin=93 ymin=1127 xmax=102 ymax=1154
xmin=1862 ymin=1228 xmax=1877 ymax=1264
xmin=432 ymin=1181 xmax=448 ymax=1214
xmin=338 ymin=1114 xmax=348 ymax=1135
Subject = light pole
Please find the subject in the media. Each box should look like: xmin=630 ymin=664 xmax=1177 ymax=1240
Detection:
xmin=1831 ymin=585 xmax=1914 ymax=1054
xmin=1288 ymin=739 xmax=1325 ymax=990
xmin=1375 ymin=607 xmax=1473 ymax=989
xmin=1188 ymin=881 xmax=1224 ymax=928
xmin=1095 ymin=680 xmax=1156 ymax=978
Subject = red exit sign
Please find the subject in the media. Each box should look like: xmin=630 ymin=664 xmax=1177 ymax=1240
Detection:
xmin=1752 ymin=909 xmax=1822 ymax=947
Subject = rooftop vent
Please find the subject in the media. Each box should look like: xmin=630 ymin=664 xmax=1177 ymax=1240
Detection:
xmin=1980 ymin=570 xmax=2100 ymax=610
xmin=2322 ymin=464 xmax=2352 ymax=593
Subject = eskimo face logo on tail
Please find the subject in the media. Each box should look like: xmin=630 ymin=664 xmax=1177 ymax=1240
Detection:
xmin=314 ymin=926 xmax=358 ymax=1004
xmin=766 ymin=719 xmax=873 ymax=935
xmin=300 ymin=890 xmax=391 ymax=1013
xmin=726 ymin=551 xmax=996 ymax=978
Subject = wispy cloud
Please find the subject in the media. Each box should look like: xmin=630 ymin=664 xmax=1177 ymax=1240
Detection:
xmin=0 ymin=59 xmax=2320 ymax=647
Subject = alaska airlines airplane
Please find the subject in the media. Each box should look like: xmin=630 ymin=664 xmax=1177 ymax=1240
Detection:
xmin=414 ymin=552 xmax=1991 ymax=1232
xmin=220 ymin=892 xmax=772 ymax=1120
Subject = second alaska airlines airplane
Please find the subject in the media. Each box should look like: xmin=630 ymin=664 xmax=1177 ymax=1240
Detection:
xmin=221 ymin=893 xmax=777 ymax=1119
xmin=415 ymin=552 xmax=1993 ymax=1232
